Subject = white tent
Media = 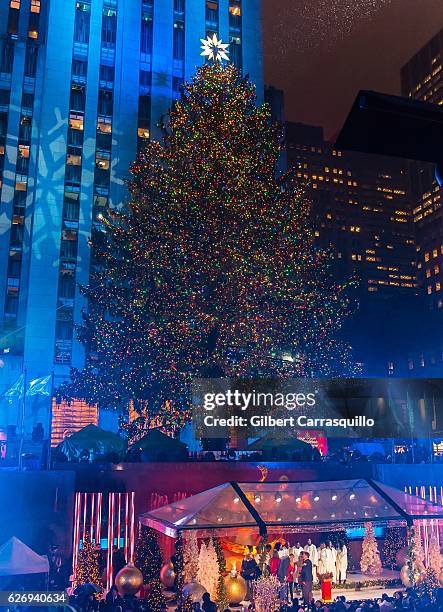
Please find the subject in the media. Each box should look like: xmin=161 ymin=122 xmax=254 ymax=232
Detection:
xmin=0 ymin=537 xmax=49 ymax=576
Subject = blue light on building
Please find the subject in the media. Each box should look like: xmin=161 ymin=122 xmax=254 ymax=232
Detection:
xmin=0 ymin=0 xmax=263 ymax=431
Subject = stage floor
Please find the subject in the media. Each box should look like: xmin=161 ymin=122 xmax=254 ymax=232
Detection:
xmin=165 ymin=570 xmax=402 ymax=609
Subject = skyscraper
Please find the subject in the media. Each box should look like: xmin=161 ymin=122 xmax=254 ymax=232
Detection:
xmin=286 ymin=122 xmax=416 ymax=297
xmin=285 ymin=122 xmax=418 ymax=375
xmin=0 ymin=0 xmax=263 ymax=428
xmin=401 ymin=27 xmax=443 ymax=308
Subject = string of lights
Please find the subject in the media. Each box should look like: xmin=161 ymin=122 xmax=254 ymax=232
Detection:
xmin=59 ymin=61 xmax=358 ymax=414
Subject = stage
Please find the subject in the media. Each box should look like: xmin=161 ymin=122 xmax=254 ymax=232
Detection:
xmin=163 ymin=569 xmax=402 ymax=609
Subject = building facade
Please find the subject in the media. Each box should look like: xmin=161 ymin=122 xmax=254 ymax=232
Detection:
xmin=401 ymin=27 xmax=443 ymax=308
xmin=285 ymin=122 xmax=423 ymax=376
xmin=0 ymin=0 xmax=263 ymax=430
xmin=286 ymin=122 xmax=417 ymax=297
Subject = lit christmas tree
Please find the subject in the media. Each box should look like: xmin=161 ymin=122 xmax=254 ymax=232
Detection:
xmin=59 ymin=39 xmax=358 ymax=414
xmin=134 ymin=526 xmax=166 ymax=611
xmin=428 ymin=533 xmax=441 ymax=576
xmin=360 ymin=522 xmax=382 ymax=576
xmin=183 ymin=532 xmax=199 ymax=584
xmin=74 ymin=533 xmax=101 ymax=589
xmin=196 ymin=539 xmax=219 ymax=600
xmin=382 ymin=526 xmax=406 ymax=570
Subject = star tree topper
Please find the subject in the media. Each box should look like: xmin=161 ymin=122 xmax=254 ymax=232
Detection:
xmin=200 ymin=33 xmax=230 ymax=63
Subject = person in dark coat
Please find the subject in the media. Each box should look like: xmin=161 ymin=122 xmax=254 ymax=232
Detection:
xmin=241 ymin=552 xmax=260 ymax=600
xmin=299 ymin=551 xmax=313 ymax=606
xmin=277 ymin=552 xmax=291 ymax=602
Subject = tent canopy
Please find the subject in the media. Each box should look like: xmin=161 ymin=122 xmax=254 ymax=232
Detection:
xmin=139 ymin=479 xmax=443 ymax=538
xmin=57 ymin=424 xmax=126 ymax=460
xmin=131 ymin=429 xmax=187 ymax=452
xmin=0 ymin=537 xmax=49 ymax=576
xmin=247 ymin=433 xmax=313 ymax=453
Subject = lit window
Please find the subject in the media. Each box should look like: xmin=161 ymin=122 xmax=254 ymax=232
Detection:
xmin=137 ymin=127 xmax=149 ymax=139
xmin=30 ymin=0 xmax=40 ymax=12
xmin=10 ymin=0 xmax=20 ymax=8
xmin=426 ymin=269 xmax=431 ymax=278
xmin=97 ymin=117 xmax=112 ymax=133
xmin=69 ymin=113 xmax=84 ymax=130
xmin=433 ymin=249 xmax=438 ymax=258
xmin=67 ymin=154 xmax=82 ymax=166
xmin=95 ymin=151 xmax=110 ymax=170
xmin=437 ymin=282 xmax=441 ymax=292
xmin=428 ymin=285 xmax=433 ymax=295
xmin=435 ymin=265 xmax=440 ymax=275
xmin=18 ymin=144 xmax=29 ymax=158
xmin=424 ymin=252 xmax=430 ymax=262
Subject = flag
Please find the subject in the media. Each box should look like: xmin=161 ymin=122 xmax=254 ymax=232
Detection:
xmin=27 ymin=374 xmax=52 ymax=397
xmin=2 ymin=374 xmax=25 ymax=403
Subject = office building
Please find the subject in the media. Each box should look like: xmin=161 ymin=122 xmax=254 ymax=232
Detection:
xmin=286 ymin=122 xmax=417 ymax=296
xmin=0 ymin=0 xmax=263 ymax=431
xmin=401 ymin=27 xmax=443 ymax=307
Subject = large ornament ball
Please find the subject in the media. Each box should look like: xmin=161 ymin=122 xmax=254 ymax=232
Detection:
xmin=395 ymin=547 xmax=409 ymax=568
xmin=160 ymin=561 xmax=176 ymax=588
xmin=224 ymin=573 xmax=247 ymax=605
xmin=115 ymin=563 xmax=143 ymax=596
xmin=182 ymin=581 xmax=206 ymax=603
xmin=400 ymin=565 xmax=412 ymax=587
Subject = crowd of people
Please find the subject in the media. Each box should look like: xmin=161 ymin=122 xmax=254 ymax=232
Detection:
xmin=240 ymin=539 xmax=348 ymax=606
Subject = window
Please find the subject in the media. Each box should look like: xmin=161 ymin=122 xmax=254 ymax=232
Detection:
xmin=139 ymin=70 xmax=151 ymax=94
xmin=97 ymin=90 xmax=113 ymax=116
xmin=0 ymin=89 xmax=11 ymax=109
xmin=72 ymin=59 xmax=87 ymax=81
xmin=19 ymin=116 xmax=32 ymax=142
xmin=24 ymin=45 xmax=38 ymax=77
xmin=206 ymin=0 xmax=218 ymax=31
xmin=141 ymin=13 xmax=153 ymax=54
xmin=173 ymin=22 xmax=185 ymax=61
xmin=0 ymin=42 xmax=14 ymax=73
xmin=172 ymin=76 xmax=184 ymax=98
xmin=95 ymin=151 xmax=110 ymax=170
xmin=74 ymin=3 xmax=91 ymax=44
xmin=97 ymin=116 xmax=112 ymax=133
xmin=21 ymin=92 xmax=34 ymax=111
xmin=138 ymin=94 xmax=151 ymax=121
xmin=99 ymin=64 xmax=114 ymax=85
xmin=63 ymin=191 xmax=80 ymax=221
xmin=174 ymin=0 xmax=185 ymax=13
xmin=102 ymin=9 xmax=117 ymax=45
xmin=70 ymin=85 xmax=86 ymax=112
xmin=30 ymin=0 xmax=40 ymax=13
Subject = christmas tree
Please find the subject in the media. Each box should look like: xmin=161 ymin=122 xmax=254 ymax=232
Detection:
xmin=411 ymin=523 xmax=425 ymax=572
xmin=360 ymin=522 xmax=382 ymax=576
xmin=213 ymin=537 xmax=229 ymax=609
xmin=428 ymin=533 xmax=441 ymax=576
xmin=196 ymin=539 xmax=219 ymax=600
xmin=59 ymin=40 xmax=357 ymax=413
xmin=75 ymin=533 xmax=101 ymax=589
xmin=183 ymin=532 xmax=199 ymax=584
xmin=382 ymin=526 xmax=406 ymax=569
xmin=134 ymin=526 xmax=166 ymax=610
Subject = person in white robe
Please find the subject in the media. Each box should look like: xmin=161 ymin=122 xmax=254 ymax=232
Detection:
xmin=291 ymin=542 xmax=304 ymax=561
xmin=326 ymin=541 xmax=337 ymax=582
xmin=317 ymin=543 xmax=328 ymax=578
xmin=304 ymin=539 xmax=318 ymax=583
xmin=336 ymin=541 xmax=348 ymax=584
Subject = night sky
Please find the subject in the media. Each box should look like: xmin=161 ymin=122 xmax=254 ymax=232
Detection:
xmin=263 ymin=0 xmax=443 ymax=138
